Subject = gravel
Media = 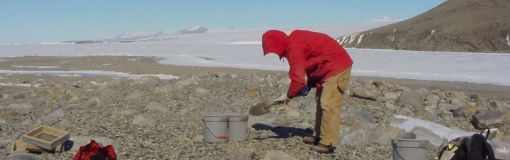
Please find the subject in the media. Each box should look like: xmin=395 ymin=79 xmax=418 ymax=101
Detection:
xmin=1 ymin=56 xmax=509 ymax=159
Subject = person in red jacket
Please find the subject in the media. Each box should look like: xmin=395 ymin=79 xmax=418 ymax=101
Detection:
xmin=262 ymin=29 xmax=353 ymax=153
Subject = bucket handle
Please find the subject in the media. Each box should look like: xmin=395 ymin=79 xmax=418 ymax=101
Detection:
xmin=392 ymin=139 xmax=409 ymax=160
xmin=202 ymin=118 xmax=229 ymax=139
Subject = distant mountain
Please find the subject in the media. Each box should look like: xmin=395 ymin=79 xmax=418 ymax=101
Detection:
xmin=178 ymin=26 xmax=208 ymax=34
xmin=63 ymin=26 xmax=208 ymax=44
xmin=337 ymin=0 xmax=510 ymax=53
xmin=114 ymin=31 xmax=165 ymax=39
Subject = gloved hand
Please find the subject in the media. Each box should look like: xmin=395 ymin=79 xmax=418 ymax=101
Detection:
xmin=300 ymin=85 xmax=311 ymax=96
xmin=273 ymin=93 xmax=291 ymax=105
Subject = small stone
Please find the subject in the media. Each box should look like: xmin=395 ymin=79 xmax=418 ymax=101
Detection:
xmin=132 ymin=114 xmax=158 ymax=127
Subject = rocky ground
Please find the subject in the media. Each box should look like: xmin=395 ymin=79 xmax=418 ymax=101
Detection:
xmin=1 ymin=56 xmax=510 ymax=160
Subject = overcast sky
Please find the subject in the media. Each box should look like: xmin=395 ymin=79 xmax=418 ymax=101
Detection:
xmin=0 ymin=0 xmax=445 ymax=44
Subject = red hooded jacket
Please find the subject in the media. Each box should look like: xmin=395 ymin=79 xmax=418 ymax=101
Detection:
xmin=262 ymin=30 xmax=353 ymax=98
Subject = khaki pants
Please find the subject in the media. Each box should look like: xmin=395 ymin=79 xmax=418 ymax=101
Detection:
xmin=314 ymin=67 xmax=351 ymax=147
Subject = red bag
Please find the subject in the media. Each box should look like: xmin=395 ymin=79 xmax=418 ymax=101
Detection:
xmin=73 ymin=140 xmax=117 ymax=160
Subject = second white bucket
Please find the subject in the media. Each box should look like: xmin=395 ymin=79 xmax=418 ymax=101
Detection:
xmin=392 ymin=139 xmax=428 ymax=160
xmin=228 ymin=114 xmax=249 ymax=141
xmin=202 ymin=114 xmax=229 ymax=143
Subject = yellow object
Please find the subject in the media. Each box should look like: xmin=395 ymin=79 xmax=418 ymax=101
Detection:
xmin=447 ymin=143 xmax=455 ymax=150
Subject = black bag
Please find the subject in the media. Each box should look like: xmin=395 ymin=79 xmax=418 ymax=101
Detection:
xmin=438 ymin=129 xmax=496 ymax=160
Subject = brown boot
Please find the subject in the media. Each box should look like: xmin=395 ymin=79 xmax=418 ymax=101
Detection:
xmin=303 ymin=137 xmax=316 ymax=145
xmin=310 ymin=144 xmax=335 ymax=154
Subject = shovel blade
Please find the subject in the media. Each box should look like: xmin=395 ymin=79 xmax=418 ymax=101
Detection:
xmin=249 ymin=103 xmax=271 ymax=116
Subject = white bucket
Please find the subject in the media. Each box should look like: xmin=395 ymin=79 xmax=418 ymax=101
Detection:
xmin=392 ymin=139 xmax=428 ymax=160
xmin=227 ymin=114 xmax=249 ymax=141
xmin=202 ymin=114 xmax=229 ymax=143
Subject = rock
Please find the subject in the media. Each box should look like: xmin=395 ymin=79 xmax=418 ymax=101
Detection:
xmin=132 ymin=114 xmax=158 ymax=127
xmin=437 ymin=103 xmax=458 ymax=112
xmin=124 ymin=91 xmax=144 ymax=100
xmin=277 ymin=77 xmax=290 ymax=84
xmin=211 ymin=72 xmax=227 ymax=78
xmin=448 ymin=97 xmax=465 ymax=106
xmin=84 ymin=97 xmax=102 ymax=107
xmin=7 ymin=103 xmax=33 ymax=111
xmin=192 ymin=134 xmax=204 ymax=142
xmin=71 ymin=81 xmax=84 ymax=88
xmin=195 ymin=87 xmax=210 ymax=95
xmin=401 ymin=104 xmax=415 ymax=114
xmin=395 ymin=88 xmax=424 ymax=108
xmin=489 ymin=100 xmax=503 ymax=110
xmin=30 ymin=100 xmax=47 ymax=108
xmin=351 ymin=86 xmax=376 ymax=101
xmin=471 ymin=109 xmax=505 ymax=129
xmin=41 ymin=109 xmax=66 ymax=122
xmin=470 ymin=93 xmax=488 ymax=109
xmin=338 ymin=126 xmax=370 ymax=146
xmin=341 ymin=109 xmax=375 ymax=129
xmin=424 ymin=94 xmax=440 ymax=106
xmin=19 ymin=119 xmax=31 ymax=126
xmin=146 ymin=102 xmax=169 ymax=113
xmin=103 ymin=79 xmax=126 ymax=90
xmin=372 ymin=126 xmax=403 ymax=145
xmin=261 ymin=151 xmax=296 ymax=160
xmin=4 ymin=153 xmax=39 ymax=160
xmin=111 ymin=110 xmax=134 ymax=120
xmin=243 ymin=89 xmax=259 ymax=97
xmin=176 ymin=76 xmax=199 ymax=87
xmin=409 ymin=126 xmax=443 ymax=147
xmin=285 ymin=110 xmax=301 ymax=119
xmin=453 ymin=107 xmax=475 ymax=118
xmin=12 ymin=92 xmax=25 ymax=100
xmin=384 ymin=102 xmax=398 ymax=111
xmin=136 ymin=76 xmax=161 ymax=85
xmin=65 ymin=90 xmax=81 ymax=102
xmin=382 ymin=91 xmax=398 ymax=100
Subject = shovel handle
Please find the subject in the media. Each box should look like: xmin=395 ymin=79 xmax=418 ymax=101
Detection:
xmin=264 ymin=101 xmax=279 ymax=109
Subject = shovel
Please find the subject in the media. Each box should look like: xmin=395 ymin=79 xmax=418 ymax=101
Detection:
xmin=249 ymin=101 xmax=278 ymax=116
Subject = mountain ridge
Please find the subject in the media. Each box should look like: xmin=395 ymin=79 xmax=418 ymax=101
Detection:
xmin=337 ymin=0 xmax=510 ymax=53
xmin=63 ymin=26 xmax=208 ymax=44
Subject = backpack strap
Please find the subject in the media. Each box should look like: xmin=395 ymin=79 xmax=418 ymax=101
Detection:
xmin=480 ymin=128 xmax=490 ymax=138
xmin=470 ymin=128 xmax=496 ymax=160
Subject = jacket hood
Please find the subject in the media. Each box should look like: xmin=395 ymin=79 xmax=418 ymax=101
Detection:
xmin=262 ymin=30 xmax=288 ymax=59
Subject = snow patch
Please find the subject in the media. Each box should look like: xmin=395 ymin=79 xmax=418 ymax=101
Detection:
xmin=89 ymin=81 xmax=106 ymax=85
xmin=0 ymin=82 xmax=41 ymax=88
xmin=348 ymin=34 xmax=358 ymax=44
xmin=0 ymin=70 xmax=178 ymax=80
xmin=387 ymin=35 xmax=395 ymax=42
xmin=357 ymin=34 xmax=364 ymax=46
xmin=11 ymin=65 xmax=60 ymax=69
xmin=229 ymin=41 xmax=261 ymax=45
xmin=506 ymin=34 xmax=509 ymax=46
xmin=390 ymin=115 xmax=476 ymax=141
xmin=336 ymin=36 xmax=346 ymax=45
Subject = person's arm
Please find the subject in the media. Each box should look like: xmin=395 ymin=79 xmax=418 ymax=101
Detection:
xmin=286 ymin=48 xmax=307 ymax=98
